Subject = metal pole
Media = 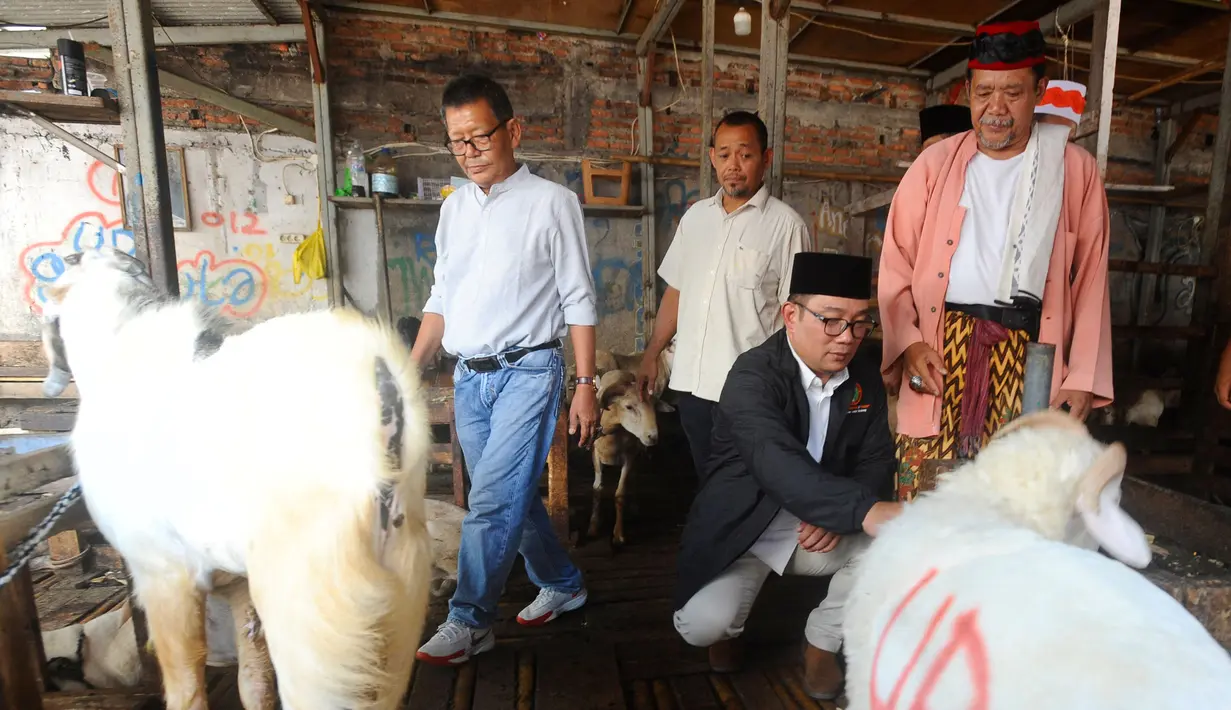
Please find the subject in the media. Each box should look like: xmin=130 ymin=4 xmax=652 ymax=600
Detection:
xmin=108 ymin=0 xmax=177 ymax=296
xmin=699 ymin=0 xmax=715 ymax=198
xmin=373 ymin=195 xmax=393 ymax=327
xmin=310 ymin=15 xmax=344 ymax=307
xmin=636 ymin=56 xmax=657 ymax=352
xmin=1022 ymin=342 xmax=1057 ymax=415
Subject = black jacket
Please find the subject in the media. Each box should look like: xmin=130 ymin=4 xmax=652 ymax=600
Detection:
xmin=673 ymin=329 xmax=896 ymax=611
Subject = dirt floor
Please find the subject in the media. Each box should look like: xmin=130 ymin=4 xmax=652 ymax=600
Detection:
xmin=33 ymin=414 xmax=842 ymax=709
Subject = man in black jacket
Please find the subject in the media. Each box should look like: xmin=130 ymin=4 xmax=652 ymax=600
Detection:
xmin=672 ymin=252 xmax=902 ymax=701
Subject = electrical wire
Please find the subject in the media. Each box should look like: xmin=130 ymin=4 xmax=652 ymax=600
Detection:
xmin=0 ymin=16 xmax=108 ymax=30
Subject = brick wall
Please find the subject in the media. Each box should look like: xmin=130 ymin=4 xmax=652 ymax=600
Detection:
xmin=0 ymin=55 xmax=54 ymax=91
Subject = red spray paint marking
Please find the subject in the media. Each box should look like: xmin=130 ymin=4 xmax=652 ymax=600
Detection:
xmin=201 ymin=211 xmax=266 ymax=235
xmin=870 ymin=568 xmax=990 ymax=710
xmin=86 ymin=160 xmax=121 ymax=207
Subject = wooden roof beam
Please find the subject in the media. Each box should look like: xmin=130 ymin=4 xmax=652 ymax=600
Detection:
xmin=249 ymin=0 xmax=277 ymax=24
xmin=615 ymin=0 xmax=635 ymax=34
xmin=637 ymin=0 xmax=686 ymax=56
xmin=1128 ymin=53 xmax=1225 ymax=102
xmin=790 ymin=1 xmax=974 ymax=34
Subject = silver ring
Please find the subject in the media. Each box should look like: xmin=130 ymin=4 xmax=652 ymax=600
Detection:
xmin=909 ymin=375 xmax=924 ymax=391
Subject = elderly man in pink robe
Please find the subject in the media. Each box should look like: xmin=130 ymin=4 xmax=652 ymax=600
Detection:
xmin=878 ymin=20 xmax=1114 ymax=501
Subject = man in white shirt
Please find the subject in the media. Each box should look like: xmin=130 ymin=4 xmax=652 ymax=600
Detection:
xmin=636 ymin=111 xmax=811 ymax=482
xmin=672 ymin=252 xmax=901 ymax=701
xmin=411 ymin=74 xmax=600 ymax=665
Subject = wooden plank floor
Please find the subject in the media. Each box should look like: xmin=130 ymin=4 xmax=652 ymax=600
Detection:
xmin=34 ymin=418 xmax=841 ymax=709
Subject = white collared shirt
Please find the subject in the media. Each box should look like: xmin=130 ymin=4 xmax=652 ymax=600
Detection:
xmin=658 ymin=185 xmax=810 ymax=402
xmin=423 ymin=165 xmax=598 ymax=358
xmin=747 ymin=336 xmax=849 ymax=574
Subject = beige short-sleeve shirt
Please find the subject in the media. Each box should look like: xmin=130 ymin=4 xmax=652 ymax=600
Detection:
xmin=658 ymin=185 xmax=811 ymax=402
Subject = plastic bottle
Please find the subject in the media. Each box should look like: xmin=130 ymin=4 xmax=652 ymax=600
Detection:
xmin=347 ymin=142 xmax=368 ymax=198
xmin=370 ymin=149 xmax=398 ymax=198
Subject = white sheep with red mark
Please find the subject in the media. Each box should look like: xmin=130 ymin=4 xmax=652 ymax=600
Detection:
xmin=841 ymin=410 xmax=1231 ymax=710
xmin=39 ymin=247 xmax=433 ymax=710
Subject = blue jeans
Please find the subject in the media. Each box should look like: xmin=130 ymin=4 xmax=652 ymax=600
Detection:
xmin=447 ymin=346 xmax=584 ymax=629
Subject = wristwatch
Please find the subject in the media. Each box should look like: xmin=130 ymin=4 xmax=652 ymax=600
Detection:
xmin=574 ymin=376 xmax=598 ymax=390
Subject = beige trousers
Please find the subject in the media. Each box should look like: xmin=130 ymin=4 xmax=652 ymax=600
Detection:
xmin=673 ymin=533 xmax=871 ymax=653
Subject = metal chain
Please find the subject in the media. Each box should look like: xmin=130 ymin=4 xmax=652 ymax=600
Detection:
xmin=0 ymin=482 xmax=83 ymax=589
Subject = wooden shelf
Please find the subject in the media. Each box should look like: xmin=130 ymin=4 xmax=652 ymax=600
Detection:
xmin=0 ymin=90 xmax=119 ymax=125
xmin=330 ymin=195 xmax=646 ymax=217
xmin=1108 ymin=259 xmax=1217 ymax=278
xmin=330 ymin=195 xmax=444 ymax=210
xmin=581 ymin=203 xmax=646 ymax=217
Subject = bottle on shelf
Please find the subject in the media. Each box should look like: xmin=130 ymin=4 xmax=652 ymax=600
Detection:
xmin=346 ymin=142 xmax=368 ymax=198
xmin=370 ymin=148 xmax=399 ymax=198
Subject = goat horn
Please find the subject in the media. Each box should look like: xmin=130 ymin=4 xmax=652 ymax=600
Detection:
xmin=107 ymin=249 xmax=152 ymax=277
xmin=1077 ymin=442 xmax=1128 ymax=514
xmin=991 ymin=409 xmax=1087 ymax=442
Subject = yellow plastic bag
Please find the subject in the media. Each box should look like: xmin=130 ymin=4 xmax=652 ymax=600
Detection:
xmin=293 ymin=222 xmax=327 ymax=284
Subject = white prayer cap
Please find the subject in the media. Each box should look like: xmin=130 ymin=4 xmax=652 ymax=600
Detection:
xmin=1034 ymin=79 xmax=1087 ymax=126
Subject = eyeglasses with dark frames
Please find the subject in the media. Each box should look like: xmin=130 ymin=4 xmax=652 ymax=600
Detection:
xmin=444 ymin=120 xmax=509 ymax=156
xmin=794 ymin=302 xmax=878 ymax=339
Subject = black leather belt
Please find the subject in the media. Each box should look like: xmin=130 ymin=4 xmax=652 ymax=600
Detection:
xmin=945 ymin=302 xmax=1040 ymax=340
xmin=462 ymin=339 xmax=562 ymax=372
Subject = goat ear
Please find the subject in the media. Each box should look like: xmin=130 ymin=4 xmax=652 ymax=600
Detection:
xmin=991 ymin=409 xmax=1087 ymax=442
xmin=655 ymin=400 xmax=676 ymax=413
xmin=1075 ymin=442 xmax=1152 ymax=569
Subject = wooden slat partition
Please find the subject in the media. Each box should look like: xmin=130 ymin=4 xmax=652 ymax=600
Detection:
xmin=0 ymin=446 xmax=73 ymax=503
xmin=0 ymin=476 xmax=87 ymax=553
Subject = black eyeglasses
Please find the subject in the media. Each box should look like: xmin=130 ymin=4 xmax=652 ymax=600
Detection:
xmin=794 ymin=302 xmax=878 ymax=339
xmin=444 ymin=120 xmax=508 ymax=156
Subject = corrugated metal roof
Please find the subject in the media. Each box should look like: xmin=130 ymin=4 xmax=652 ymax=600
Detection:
xmin=0 ymin=0 xmax=303 ymax=28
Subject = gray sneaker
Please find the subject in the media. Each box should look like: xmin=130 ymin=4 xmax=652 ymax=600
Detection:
xmin=516 ymin=587 xmax=588 ymax=626
xmin=415 ymin=620 xmax=495 ymax=666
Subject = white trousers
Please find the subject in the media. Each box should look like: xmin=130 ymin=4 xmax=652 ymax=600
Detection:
xmin=673 ymin=533 xmax=871 ymax=653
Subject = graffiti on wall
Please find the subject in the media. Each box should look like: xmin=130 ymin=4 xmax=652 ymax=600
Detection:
xmin=593 ymin=256 xmax=643 ymax=317
xmin=658 ymin=179 xmax=700 ymax=234
xmin=178 ymin=250 xmax=267 ymax=317
xmin=387 ymin=232 xmax=438 ymax=314
xmin=16 ymin=159 xmax=321 ymax=318
xmin=814 ymin=198 xmax=849 ymax=251
xmin=20 ymin=213 xmax=138 ymax=307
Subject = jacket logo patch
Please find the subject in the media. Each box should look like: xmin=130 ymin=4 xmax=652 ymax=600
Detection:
xmin=849 ymin=383 xmax=871 ymax=413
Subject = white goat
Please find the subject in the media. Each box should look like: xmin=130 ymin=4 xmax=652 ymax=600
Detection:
xmin=842 ymin=410 xmax=1231 ymax=710
xmin=588 ymin=370 xmax=659 ymax=547
xmin=40 ymin=247 xmax=433 ymax=710
xmin=1094 ymin=388 xmax=1181 ymax=428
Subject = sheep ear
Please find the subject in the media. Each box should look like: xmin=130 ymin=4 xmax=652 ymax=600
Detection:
xmin=991 ymin=409 xmax=1086 ymax=442
xmin=1075 ymin=442 xmax=1152 ymax=569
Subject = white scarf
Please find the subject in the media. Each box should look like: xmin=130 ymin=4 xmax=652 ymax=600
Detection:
xmin=995 ymin=121 xmax=1069 ymax=305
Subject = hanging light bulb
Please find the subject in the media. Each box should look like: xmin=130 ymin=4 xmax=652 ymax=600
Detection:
xmin=733 ymin=6 xmax=752 ymax=36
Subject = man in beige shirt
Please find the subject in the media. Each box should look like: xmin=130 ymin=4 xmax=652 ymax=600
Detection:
xmin=638 ymin=110 xmax=811 ymax=481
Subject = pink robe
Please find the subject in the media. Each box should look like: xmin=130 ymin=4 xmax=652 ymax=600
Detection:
xmin=879 ymin=130 xmax=1114 ymax=439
